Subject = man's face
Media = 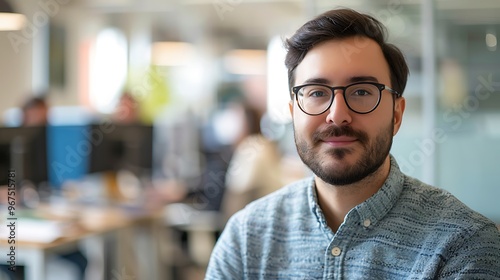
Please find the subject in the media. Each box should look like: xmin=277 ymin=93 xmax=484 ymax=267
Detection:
xmin=289 ymin=36 xmax=405 ymax=186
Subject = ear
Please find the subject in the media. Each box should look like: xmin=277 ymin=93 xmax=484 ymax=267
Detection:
xmin=393 ymin=97 xmax=405 ymax=136
xmin=288 ymin=100 xmax=294 ymax=117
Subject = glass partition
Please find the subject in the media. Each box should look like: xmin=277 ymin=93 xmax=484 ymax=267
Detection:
xmin=435 ymin=1 xmax=500 ymax=222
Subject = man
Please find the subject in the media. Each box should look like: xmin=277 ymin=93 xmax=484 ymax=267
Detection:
xmin=205 ymin=8 xmax=500 ymax=279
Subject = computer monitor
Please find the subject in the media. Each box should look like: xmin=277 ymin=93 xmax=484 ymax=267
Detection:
xmin=88 ymin=123 xmax=153 ymax=177
xmin=46 ymin=125 xmax=90 ymax=189
xmin=0 ymin=126 xmax=48 ymax=187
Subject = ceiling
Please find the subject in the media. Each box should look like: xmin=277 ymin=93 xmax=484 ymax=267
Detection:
xmin=61 ymin=0 xmax=500 ymax=51
xmin=66 ymin=0 xmax=306 ymax=49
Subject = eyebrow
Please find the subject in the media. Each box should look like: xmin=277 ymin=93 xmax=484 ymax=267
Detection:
xmin=300 ymin=75 xmax=379 ymax=86
xmin=301 ymin=77 xmax=332 ymax=85
xmin=348 ymin=76 xmax=379 ymax=83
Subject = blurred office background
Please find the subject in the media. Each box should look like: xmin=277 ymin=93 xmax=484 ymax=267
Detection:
xmin=0 ymin=0 xmax=499 ymax=279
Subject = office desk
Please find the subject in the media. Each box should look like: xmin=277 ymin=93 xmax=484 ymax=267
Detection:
xmin=0 ymin=203 xmax=164 ymax=280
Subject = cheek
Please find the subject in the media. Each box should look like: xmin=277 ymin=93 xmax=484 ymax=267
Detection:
xmin=293 ymin=115 xmax=325 ymax=142
xmin=293 ymin=107 xmax=313 ymax=132
xmin=356 ymin=107 xmax=393 ymax=135
xmin=374 ymin=100 xmax=395 ymax=123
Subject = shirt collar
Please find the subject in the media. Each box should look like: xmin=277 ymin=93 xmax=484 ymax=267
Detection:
xmin=353 ymin=155 xmax=405 ymax=228
xmin=307 ymin=176 xmax=332 ymax=237
xmin=307 ymin=155 xmax=405 ymax=231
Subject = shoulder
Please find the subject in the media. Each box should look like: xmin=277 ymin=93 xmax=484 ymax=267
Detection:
xmin=206 ymin=178 xmax=313 ymax=278
xmin=401 ymin=178 xmax=500 ymax=277
xmin=399 ymin=175 xmax=498 ymax=240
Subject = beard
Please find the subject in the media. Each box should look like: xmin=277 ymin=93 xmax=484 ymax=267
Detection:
xmin=294 ymin=121 xmax=393 ymax=186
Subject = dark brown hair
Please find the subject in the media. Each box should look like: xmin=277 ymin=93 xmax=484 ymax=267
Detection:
xmin=22 ymin=96 xmax=47 ymax=111
xmin=284 ymin=8 xmax=409 ymax=98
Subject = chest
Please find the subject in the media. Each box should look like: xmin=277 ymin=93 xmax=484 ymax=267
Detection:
xmin=244 ymin=223 xmax=447 ymax=279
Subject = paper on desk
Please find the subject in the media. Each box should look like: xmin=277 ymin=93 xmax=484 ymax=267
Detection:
xmin=1 ymin=218 xmax=63 ymax=243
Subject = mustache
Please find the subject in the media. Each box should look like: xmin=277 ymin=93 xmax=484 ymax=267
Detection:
xmin=313 ymin=125 xmax=368 ymax=144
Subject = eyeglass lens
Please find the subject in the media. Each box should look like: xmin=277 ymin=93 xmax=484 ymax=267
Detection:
xmin=296 ymin=83 xmax=381 ymax=114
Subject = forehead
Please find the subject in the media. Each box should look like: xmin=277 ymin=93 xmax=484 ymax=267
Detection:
xmin=294 ymin=36 xmax=391 ymax=86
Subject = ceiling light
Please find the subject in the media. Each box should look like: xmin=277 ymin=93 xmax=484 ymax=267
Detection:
xmin=0 ymin=0 xmax=26 ymax=31
xmin=223 ymin=49 xmax=267 ymax=75
xmin=486 ymin=32 xmax=497 ymax=51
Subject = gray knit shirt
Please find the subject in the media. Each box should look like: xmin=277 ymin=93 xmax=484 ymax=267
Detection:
xmin=206 ymin=156 xmax=500 ymax=279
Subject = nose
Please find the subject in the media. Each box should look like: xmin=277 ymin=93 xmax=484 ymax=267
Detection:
xmin=325 ymin=92 xmax=353 ymax=125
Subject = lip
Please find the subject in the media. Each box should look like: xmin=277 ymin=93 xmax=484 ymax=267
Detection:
xmin=321 ymin=136 xmax=358 ymax=147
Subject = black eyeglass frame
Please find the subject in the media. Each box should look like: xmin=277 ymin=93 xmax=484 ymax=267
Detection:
xmin=291 ymin=81 xmax=402 ymax=115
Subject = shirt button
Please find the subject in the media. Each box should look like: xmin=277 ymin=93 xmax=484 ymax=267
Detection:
xmin=331 ymin=247 xmax=342 ymax=256
xmin=363 ymin=219 xmax=371 ymax=228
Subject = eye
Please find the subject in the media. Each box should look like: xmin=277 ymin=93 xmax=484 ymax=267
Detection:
xmin=347 ymin=84 xmax=377 ymax=97
xmin=301 ymin=86 xmax=331 ymax=98
xmin=352 ymin=89 xmax=371 ymax=96
xmin=309 ymin=90 xmax=328 ymax=97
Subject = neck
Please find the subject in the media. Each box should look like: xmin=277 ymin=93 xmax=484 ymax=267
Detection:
xmin=315 ymin=156 xmax=391 ymax=232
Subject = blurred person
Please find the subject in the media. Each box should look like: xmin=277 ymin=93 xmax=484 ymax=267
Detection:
xmin=3 ymin=95 xmax=89 ymax=280
xmin=112 ymin=91 xmax=141 ymax=124
xmin=21 ymin=95 xmax=49 ymax=126
xmin=206 ymin=8 xmax=500 ymax=279
xmin=221 ymin=100 xmax=285 ymax=221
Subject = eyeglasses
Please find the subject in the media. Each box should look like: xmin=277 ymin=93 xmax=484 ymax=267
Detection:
xmin=292 ymin=82 xmax=401 ymax=115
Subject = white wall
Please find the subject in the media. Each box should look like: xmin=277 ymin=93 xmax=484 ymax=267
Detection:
xmin=0 ymin=1 xmax=34 ymax=114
